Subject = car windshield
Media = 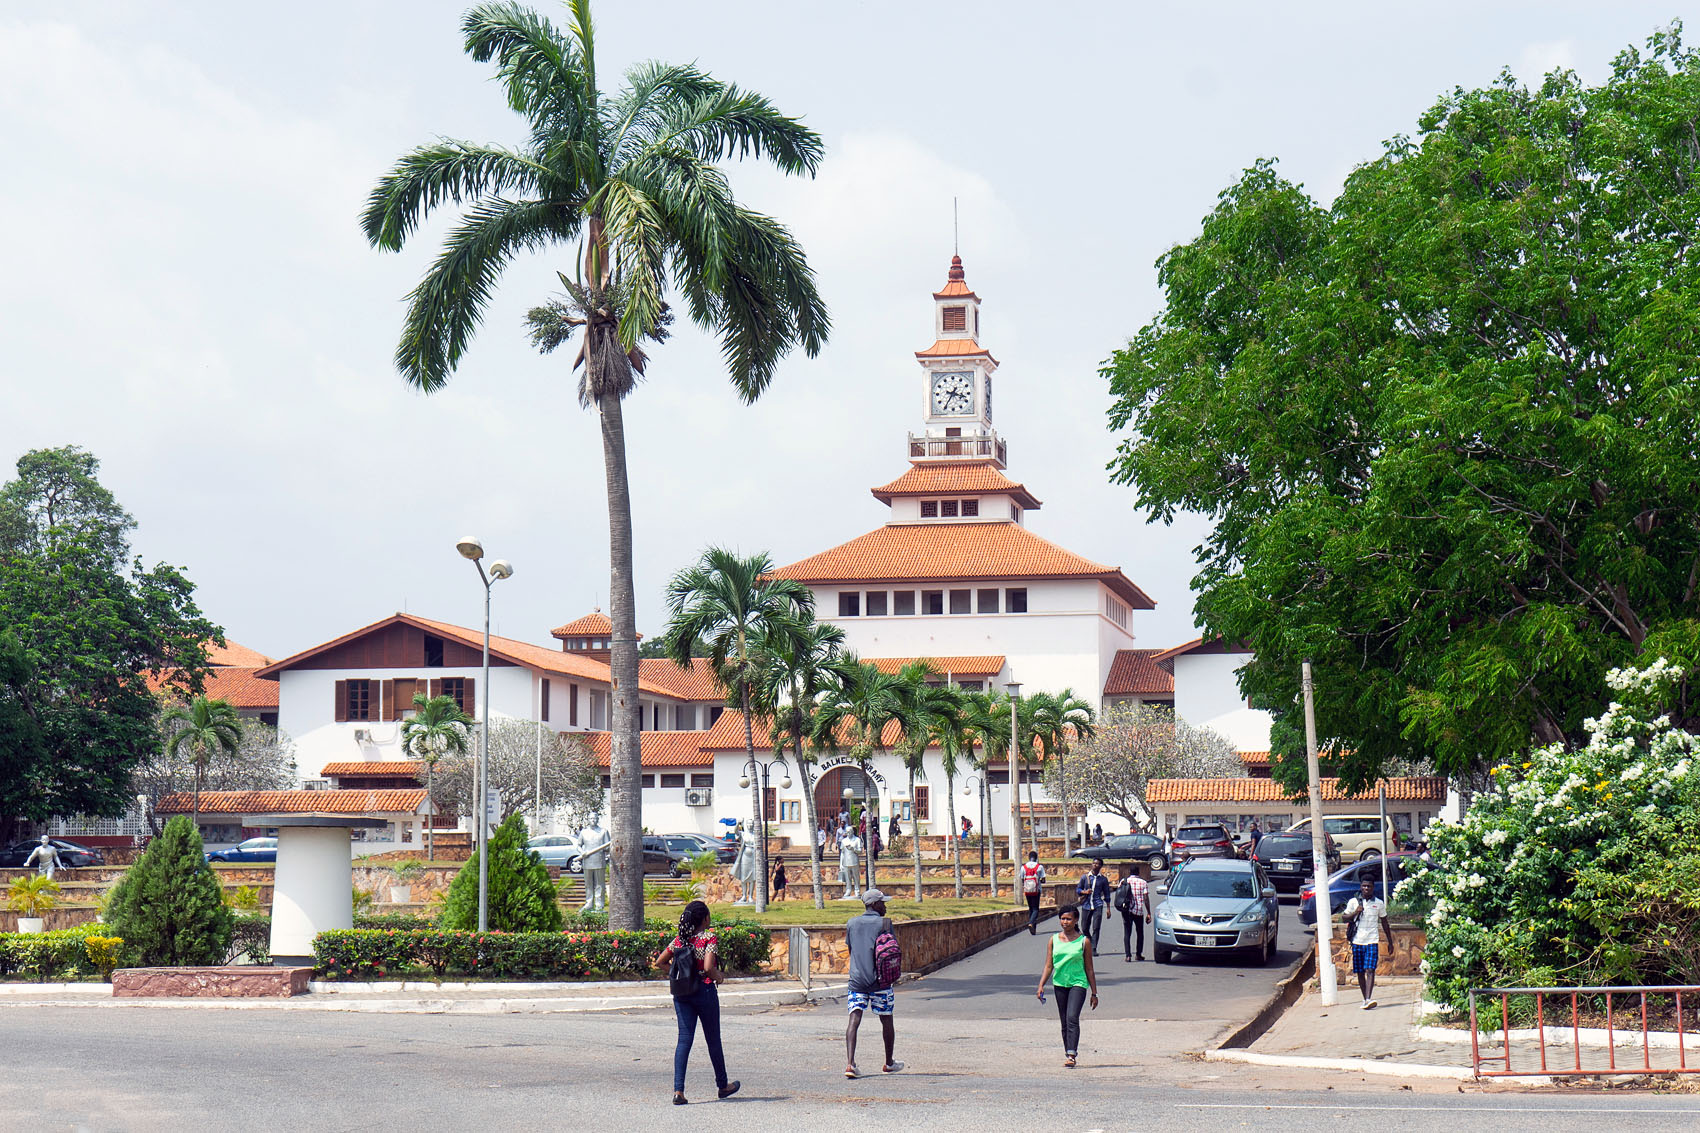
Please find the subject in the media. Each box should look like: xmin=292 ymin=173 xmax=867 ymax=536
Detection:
xmin=1177 ymin=827 xmax=1227 ymax=842
xmin=1259 ymin=837 xmax=1311 ymax=855
xmin=1168 ymin=871 xmax=1258 ymax=899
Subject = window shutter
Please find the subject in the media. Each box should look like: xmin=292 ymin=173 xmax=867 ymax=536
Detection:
xmin=916 ymin=785 xmax=930 ymax=820
xmin=764 ymin=787 xmax=777 ymax=821
xmin=428 ymin=678 xmax=442 ymax=700
xmin=942 ymin=305 xmax=966 ymax=332
xmin=464 ymin=677 xmax=475 ymax=717
xmin=569 ymin=683 xmax=579 ymax=726
xmin=541 ymin=679 xmax=551 ymax=722
xmin=334 ymin=680 xmax=348 ymax=723
xmin=381 ymin=679 xmax=395 ymax=721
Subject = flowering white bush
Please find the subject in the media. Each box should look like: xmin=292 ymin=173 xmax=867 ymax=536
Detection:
xmin=1401 ymin=660 xmax=1700 ymax=1015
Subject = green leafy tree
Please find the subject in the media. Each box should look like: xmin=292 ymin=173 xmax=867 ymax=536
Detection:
xmin=663 ymin=547 xmax=813 ymax=912
xmin=441 ymin=812 xmax=563 ymax=932
xmin=759 ymin=619 xmax=849 ymax=909
xmin=363 ymin=0 xmax=828 ymax=930
xmin=104 ymin=815 xmax=233 ymax=966
xmin=887 ymin=661 xmax=942 ymax=902
xmin=1024 ymin=690 xmax=1095 ymax=854
xmin=961 ymin=688 xmax=1012 ymax=890
xmin=159 ymin=696 xmax=244 ymax=826
xmin=1042 ymin=703 xmax=1241 ymax=832
xmin=924 ymin=685 xmax=975 ymax=899
xmin=0 ymin=447 xmax=218 ymax=835
xmin=1105 ymin=27 xmax=1700 ymax=790
xmin=400 ymin=692 xmax=472 ymax=860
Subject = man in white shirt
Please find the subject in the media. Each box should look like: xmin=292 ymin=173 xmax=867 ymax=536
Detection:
xmin=1343 ymin=876 xmax=1396 ymax=1009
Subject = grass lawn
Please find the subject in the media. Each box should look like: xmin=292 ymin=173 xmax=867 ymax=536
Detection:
xmin=701 ymin=896 xmax=1025 ymax=926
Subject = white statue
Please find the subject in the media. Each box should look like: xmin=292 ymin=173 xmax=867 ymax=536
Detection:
xmin=730 ymin=821 xmax=760 ymax=905
xmin=838 ymin=832 xmax=863 ymax=900
xmin=578 ymin=819 xmax=610 ymax=912
xmin=23 ymin=836 xmax=60 ymax=880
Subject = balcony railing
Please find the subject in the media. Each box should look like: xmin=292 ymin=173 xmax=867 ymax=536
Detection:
xmin=907 ymin=431 xmax=1007 ymax=467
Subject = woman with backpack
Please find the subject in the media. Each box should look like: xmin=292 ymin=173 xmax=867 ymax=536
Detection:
xmin=653 ymin=900 xmax=740 ymax=1105
xmin=1021 ymin=851 xmax=1047 ymax=934
xmin=1036 ymin=903 xmax=1098 ymax=1068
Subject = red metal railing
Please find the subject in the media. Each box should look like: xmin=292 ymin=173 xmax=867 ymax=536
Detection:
xmin=1469 ymin=985 xmax=1700 ymax=1077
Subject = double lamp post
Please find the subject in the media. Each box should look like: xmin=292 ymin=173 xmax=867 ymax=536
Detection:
xmin=456 ymin=536 xmax=512 ymax=934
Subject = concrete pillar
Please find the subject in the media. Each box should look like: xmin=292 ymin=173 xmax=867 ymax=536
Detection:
xmin=270 ymin=825 xmax=353 ymax=965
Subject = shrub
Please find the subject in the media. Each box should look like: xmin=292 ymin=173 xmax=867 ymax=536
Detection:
xmin=7 ymin=874 xmax=61 ymax=918
xmin=103 ymin=815 xmax=233 ymax=966
xmin=0 ymin=925 xmax=106 ymax=981
xmin=352 ymin=888 xmax=376 ymax=917
xmin=228 ymin=914 xmax=272 ymax=965
xmin=441 ymin=814 xmax=562 ymax=933
xmin=84 ymin=936 xmax=124 ymax=980
xmin=356 ymin=912 xmax=437 ymax=931
xmin=390 ymin=859 xmax=427 ymax=883
xmin=223 ymin=885 xmax=264 ymax=913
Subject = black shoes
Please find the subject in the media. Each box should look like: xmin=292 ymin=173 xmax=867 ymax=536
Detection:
xmin=673 ymin=1093 xmax=687 ymax=1105
xmin=718 ymin=1081 xmax=741 ymax=1099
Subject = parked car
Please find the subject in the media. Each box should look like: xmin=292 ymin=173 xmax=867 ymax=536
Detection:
xmin=661 ymin=832 xmax=735 ymax=864
xmin=1169 ymin=824 xmax=1238 ymax=863
xmin=1298 ymin=851 xmax=1425 ymax=925
xmin=1071 ymin=832 xmax=1169 ymax=871
xmin=0 ymin=837 xmax=105 ymax=868
xmin=1152 ymin=858 xmax=1281 ymax=965
xmin=526 ymin=834 xmax=585 ymax=873
xmin=1284 ymin=814 xmax=1400 ymax=864
xmin=640 ymin=836 xmax=693 ymax=878
xmin=205 ymin=837 xmax=277 ymax=864
xmin=1250 ymin=831 xmax=1341 ymax=894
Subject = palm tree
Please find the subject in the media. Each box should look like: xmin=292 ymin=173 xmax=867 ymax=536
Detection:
xmin=400 ymin=693 xmax=473 ymax=861
xmin=362 ymin=1 xmax=828 ymax=931
xmin=1027 ymin=690 xmax=1096 ymax=854
xmin=925 ymin=685 xmax=974 ymax=899
xmin=662 ymin=548 xmax=812 ymax=912
xmin=160 ymin=696 xmax=244 ymax=829
xmin=887 ymin=662 xmax=941 ymax=903
xmin=812 ymin=659 xmax=902 ymax=894
xmin=962 ymin=689 xmax=1011 ymax=897
xmin=759 ymin=620 xmax=848 ymax=910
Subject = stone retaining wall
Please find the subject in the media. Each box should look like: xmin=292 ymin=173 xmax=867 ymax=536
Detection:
xmin=1327 ymin=921 xmax=1425 ymax=976
xmin=762 ymin=906 xmax=1049 ymax=976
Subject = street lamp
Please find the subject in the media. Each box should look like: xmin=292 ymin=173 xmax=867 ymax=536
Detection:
xmin=739 ymin=755 xmax=791 ymax=913
xmin=961 ymin=776 xmax=1000 ymax=892
xmin=457 ymin=535 xmax=513 ymax=933
xmin=1005 ymin=682 xmax=1022 ymax=872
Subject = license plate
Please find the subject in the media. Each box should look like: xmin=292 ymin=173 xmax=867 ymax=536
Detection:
xmin=1275 ymin=860 xmax=1298 ymax=870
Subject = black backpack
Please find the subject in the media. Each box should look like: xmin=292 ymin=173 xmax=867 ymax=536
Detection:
xmin=669 ymin=942 xmax=702 ymax=999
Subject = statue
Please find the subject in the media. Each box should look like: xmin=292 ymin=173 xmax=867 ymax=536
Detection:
xmin=730 ymin=821 xmax=760 ymax=905
xmin=578 ymin=819 xmax=610 ymax=912
xmin=838 ymin=832 xmax=863 ymax=900
xmin=23 ymin=836 xmax=60 ymax=880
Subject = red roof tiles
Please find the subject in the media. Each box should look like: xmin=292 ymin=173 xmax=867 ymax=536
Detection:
xmin=637 ymin=657 xmax=725 ymax=701
xmin=1145 ymin=777 xmax=1446 ymax=804
xmin=319 ymin=761 xmax=426 ymax=778
xmin=155 ymin=789 xmax=429 ymax=815
xmin=199 ymin=668 xmax=280 ymax=710
xmin=551 ymin=611 xmax=612 ymax=637
xmin=580 ymin=731 xmax=713 ymax=768
xmin=915 ymin=338 xmax=996 ymax=361
xmin=1103 ymin=650 xmax=1174 ymax=697
xmin=870 ymin=462 xmax=1041 ymax=510
xmin=866 ymin=655 xmax=1005 ymax=677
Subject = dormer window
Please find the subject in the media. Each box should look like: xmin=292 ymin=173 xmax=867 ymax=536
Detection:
xmin=942 ymin=305 xmax=966 ymax=332
xmin=962 ymin=500 xmax=979 ymax=517
xmin=941 ymin=500 xmax=959 ymax=518
xmin=921 ymin=500 xmax=938 ymax=518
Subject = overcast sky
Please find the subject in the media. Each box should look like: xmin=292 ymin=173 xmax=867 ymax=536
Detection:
xmin=0 ymin=2 xmax=1681 ymax=661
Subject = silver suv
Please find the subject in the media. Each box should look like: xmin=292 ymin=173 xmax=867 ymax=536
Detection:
xmin=1152 ymin=858 xmax=1280 ymax=966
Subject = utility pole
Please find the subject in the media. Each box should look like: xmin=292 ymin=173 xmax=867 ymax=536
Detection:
xmin=1303 ymin=661 xmax=1338 ymax=1006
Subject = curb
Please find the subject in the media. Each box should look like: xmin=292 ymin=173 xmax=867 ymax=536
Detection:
xmin=1210 ymin=948 xmax=1313 ymax=1050
xmin=1203 ymin=1047 xmax=1471 ymax=1079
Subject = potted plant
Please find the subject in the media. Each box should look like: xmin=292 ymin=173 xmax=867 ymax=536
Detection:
xmin=388 ymin=859 xmax=426 ymax=904
xmin=7 ymin=875 xmax=61 ymax=933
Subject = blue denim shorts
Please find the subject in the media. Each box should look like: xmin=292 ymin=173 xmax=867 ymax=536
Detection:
xmin=847 ymin=988 xmax=895 ymax=1016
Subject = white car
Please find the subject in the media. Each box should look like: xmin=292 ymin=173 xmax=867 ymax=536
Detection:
xmin=526 ymin=834 xmax=585 ymax=873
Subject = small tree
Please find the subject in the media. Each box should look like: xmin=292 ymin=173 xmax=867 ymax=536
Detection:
xmin=426 ymin=722 xmax=602 ymax=827
xmin=400 ymin=693 xmax=472 ymax=860
xmin=1044 ymin=704 xmax=1242 ymax=831
xmin=135 ymin=718 xmax=296 ymax=833
xmin=158 ymin=696 xmax=244 ymax=826
xmin=440 ymin=813 xmax=562 ymax=933
xmin=104 ymin=814 xmax=233 ymax=966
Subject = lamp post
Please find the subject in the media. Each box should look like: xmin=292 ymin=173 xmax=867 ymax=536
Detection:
xmin=962 ymin=776 xmax=999 ymax=895
xmin=457 ymin=535 xmax=513 ymax=934
xmin=1005 ymin=683 xmax=1022 ymax=876
xmin=738 ymin=756 xmax=791 ymax=912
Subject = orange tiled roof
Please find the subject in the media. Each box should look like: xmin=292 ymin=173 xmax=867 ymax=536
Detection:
xmin=700 ymin=710 xmax=959 ymax=755
xmin=1146 ymin=776 xmax=1446 ymax=804
xmin=1151 ymin=637 xmax=1253 ymax=669
xmin=1238 ymin=751 xmax=1272 ymax=767
xmin=206 ymin=640 xmax=274 ymax=667
xmin=770 ymin=522 xmax=1156 ymax=610
xmin=866 ymin=655 xmax=1005 ymax=677
xmin=870 ymin=462 xmax=1041 ymax=510
xmin=319 ymin=761 xmax=426 ymax=778
xmin=551 ymin=610 xmax=612 ymax=637
xmin=581 ymin=730 xmax=713 ymax=768
xmin=1103 ymin=649 xmax=1174 ymax=697
xmin=199 ymin=668 xmax=280 ymax=709
xmin=638 ymin=657 xmax=725 ymax=701
xmin=915 ymin=338 xmax=996 ymax=362
xmin=155 ymin=789 xmax=429 ymax=815
xmin=932 ymin=255 xmax=979 ymax=300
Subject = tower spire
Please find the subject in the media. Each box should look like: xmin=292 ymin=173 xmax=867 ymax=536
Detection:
xmin=953 ymin=197 xmax=959 ymax=257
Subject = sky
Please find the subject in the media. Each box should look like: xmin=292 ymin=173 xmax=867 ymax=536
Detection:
xmin=0 ymin=2 xmax=1683 ymax=662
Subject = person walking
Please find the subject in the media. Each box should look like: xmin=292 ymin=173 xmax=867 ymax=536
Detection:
xmin=889 ymin=812 xmax=902 ymax=844
xmin=771 ymin=858 xmax=788 ymax=902
xmin=1093 ymin=823 xmax=1103 ymax=845
xmin=1036 ymin=904 xmax=1098 ymax=1068
xmin=845 ymin=889 xmax=903 ymax=1079
xmin=653 ymin=900 xmax=740 ymax=1105
xmin=1249 ymin=820 xmax=1263 ymax=853
xmin=1077 ymin=860 xmax=1112 ymax=954
xmin=1343 ymin=876 xmax=1396 ymax=1008
xmin=1114 ymin=864 xmax=1150 ymax=961
xmin=1020 ymin=851 xmax=1047 ymax=934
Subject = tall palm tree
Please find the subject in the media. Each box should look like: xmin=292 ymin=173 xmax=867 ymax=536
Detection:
xmin=662 ymin=547 xmax=812 ymax=912
xmin=362 ymin=1 xmax=828 ymax=931
xmin=401 ymin=693 xmax=473 ymax=861
xmin=962 ymin=689 xmax=1011 ymax=897
xmin=759 ymin=620 xmax=848 ymax=910
xmin=812 ymin=659 xmax=902 ymax=894
xmin=160 ymin=696 xmax=244 ymax=828
xmin=1027 ymin=689 xmax=1097 ymax=854
xmin=887 ymin=662 xmax=941 ymax=903
xmin=926 ymin=685 xmax=974 ymax=899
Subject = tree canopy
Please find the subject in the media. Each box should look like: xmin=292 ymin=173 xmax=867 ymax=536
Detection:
xmin=1104 ymin=27 xmax=1700 ymax=789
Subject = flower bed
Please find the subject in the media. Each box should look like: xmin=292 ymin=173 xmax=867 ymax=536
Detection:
xmin=312 ymin=920 xmax=771 ymax=981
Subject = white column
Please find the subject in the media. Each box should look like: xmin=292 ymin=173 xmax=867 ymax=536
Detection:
xmin=270 ymin=825 xmax=353 ymax=964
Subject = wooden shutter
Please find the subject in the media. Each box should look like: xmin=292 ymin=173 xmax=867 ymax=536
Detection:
xmin=764 ymin=787 xmax=777 ymax=821
xmin=463 ymin=677 xmax=475 ymax=717
xmin=541 ymin=679 xmax=551 ymax=722
xmin=428 ymin=678 xmax=442 ymax=700
xmin=942 ymin=305 xmax=966 ymax=332
xmin=380 ymin=679 xmax=394 ymax=721
xmin=569 ymin=683 xmax=578 ymax=726
xmin=915 ymin=785 xmax=930 ymax=820
xmin=334 ymin=680 xmax=348 ymax=722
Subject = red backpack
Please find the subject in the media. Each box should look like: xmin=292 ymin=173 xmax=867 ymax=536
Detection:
xmin=874 ymin=928 xmax=902 ymax=989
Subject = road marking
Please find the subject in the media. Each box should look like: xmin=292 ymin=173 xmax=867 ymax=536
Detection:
xmin=1175 ymin=1104 xmax=1700 ymax=1113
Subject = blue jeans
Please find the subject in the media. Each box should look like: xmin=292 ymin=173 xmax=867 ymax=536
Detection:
xmin=672 ymin=983 xmax=729 ymax=1093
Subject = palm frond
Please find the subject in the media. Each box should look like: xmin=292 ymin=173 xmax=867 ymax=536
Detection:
xmin=361 ymin=142 xmax=554 ymax=251
xmin=604 ymin=62 xmax=721 ymax=169
xmin=592 ymin=174 xmax=670 ymax=348
xmin=463 ymin=1 xmax=592 ymax=130
xmin=649 ymin=82 xmax=824 ymax=174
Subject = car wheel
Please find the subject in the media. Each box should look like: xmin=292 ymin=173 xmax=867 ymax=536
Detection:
xmin=1358 ymin=848 xmax=1380 ymax=862
xmin=567 ymin=856 xmax=582 ymax=874
xmin=670 ymin=863 xmax=685 ymax=879
xmin=1153 ymin=944 xmax=1172 ymax=964
xmin=1262 ymin=931 xmax=1278 ymax=965
xmin=1147 ymin=853 xmax=1167 ymax=871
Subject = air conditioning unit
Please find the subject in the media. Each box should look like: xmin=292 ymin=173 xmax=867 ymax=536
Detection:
xmin=685 ymin=788 xmax=712 ymax=807
xmin=353 ymin=729 xmax=371 ymax=743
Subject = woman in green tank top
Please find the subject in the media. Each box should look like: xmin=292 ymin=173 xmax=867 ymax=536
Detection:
xmin=1036 ymin=904 xmax=1098 ymax=1067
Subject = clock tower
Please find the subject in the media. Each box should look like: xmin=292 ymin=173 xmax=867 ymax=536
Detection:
xmin=911 ymin=255 xmax=1005 ymax=467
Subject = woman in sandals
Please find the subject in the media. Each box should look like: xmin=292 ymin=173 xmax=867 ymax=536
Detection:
xmin=1036 ymin=903 xmax=1098 ymax=1068
xmin=653 ymin=900 xmax=740 ymax=1105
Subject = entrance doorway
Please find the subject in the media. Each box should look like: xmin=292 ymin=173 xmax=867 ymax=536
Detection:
xmin=815 ymin=766 xmax=880 ymax=829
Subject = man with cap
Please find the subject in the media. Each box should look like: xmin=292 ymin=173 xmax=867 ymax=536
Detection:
xmin=844 ymin=889 xmax=903 ymax=1079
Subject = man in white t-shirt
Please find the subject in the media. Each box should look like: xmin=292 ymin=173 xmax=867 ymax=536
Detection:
xmin=1343 ymin=876 xmax=1396 ymax=1009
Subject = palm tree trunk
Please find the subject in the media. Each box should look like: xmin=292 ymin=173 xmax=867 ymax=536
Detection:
xmin=910 ymin=763 xmax=922 ymax=903
xmin=193 ymin=759 xmax=201 ymax=830
xmin=599 ymin=388 xmax=644 ymax=933
xmin=1060 ymin=751 xmax=1070 ymax=857
xmin=742 ymin=682 xmax=767 ymax=912
xmin=425 ymin=762 xmax=434 ymax=861
xmin=946 ymin=768 xmax=962 ymax=899
xmin=794 ymin=725 xmax=825 ymax=910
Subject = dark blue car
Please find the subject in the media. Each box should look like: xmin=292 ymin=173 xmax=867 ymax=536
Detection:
xmin=1299 ymin=851 xmax=1424 ymax=925
xmin=206 ymin=837 xmax=278 ymax=864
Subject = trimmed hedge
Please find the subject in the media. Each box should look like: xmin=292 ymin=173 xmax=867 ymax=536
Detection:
xmin=0 ymin=924 xmax=119 ymax=981
xmin=313 ymin=922 xmax=772 ymax=981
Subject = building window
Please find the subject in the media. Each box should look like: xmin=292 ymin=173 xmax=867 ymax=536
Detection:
xmin=440 ymin=677 xmax=473 ymax=715
xmin=764 ymin=787 xmax=777 ymax=821
xmin=541 ymin=678 xmax=551 ymax=722
xmin=838 ymin=591 xmax=861 ymax=617
xmin=957 ymin=679 xmax=983 ymax=692
xmin=779 ymin=800 xmax=801 ymax=823
xmin=941 ymin=500 xmax=959 ymax=517
xmin=962 ymin=499 xmax=979 ymax=517
xmin=424 ymin=634 xmax=445 ymax=667
xmin=690 ymin=773 xmax=714 ymax=788
xmin=1012 ymin=505 xmax=1022 ymax=525
xmin=569 ymin=682 xmax=579 ymax=726
xmin=709 ymin=706 xmax=724 ymax=724
xmin=1105 ymin=594 xmax=1129 ymax=629
xmin=977 ymin=588 xmax=1000 ymax=613
xmin=894 ymin=591 xmax=916 ymax=616
xmin=1007 ymin=587 xmax=1028 ymax=613
xmin=922 ymin=590 xmax=945 ymax=615
xmin=941 ymin=305 xmax=966 ymax=332
xmin=345 ymin=680 xmax=372 ymax=721
xmin=601 ymin=775 xmax=612 ymax=788
xmin=640 ymin=774 xmax=655 ymax=788
xmin=920 ymin=500 xmax=939 ymax=518
xmin=949 ymin=589 xmax=972 ymax=614
xmin=675 ymin=704 xmax=695 ymax=729
xmin=660 ymin=773 xmax=686 ymax=789
xmin=865 ymin=590 xmax=888 ymax=616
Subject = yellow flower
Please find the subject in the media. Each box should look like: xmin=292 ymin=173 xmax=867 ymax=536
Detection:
xmin=1522 ymin=762 xmax=1532 ymax=769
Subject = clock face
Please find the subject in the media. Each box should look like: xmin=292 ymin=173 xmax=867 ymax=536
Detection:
xmin=931 ymin=372 xmax=975 ymax=416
